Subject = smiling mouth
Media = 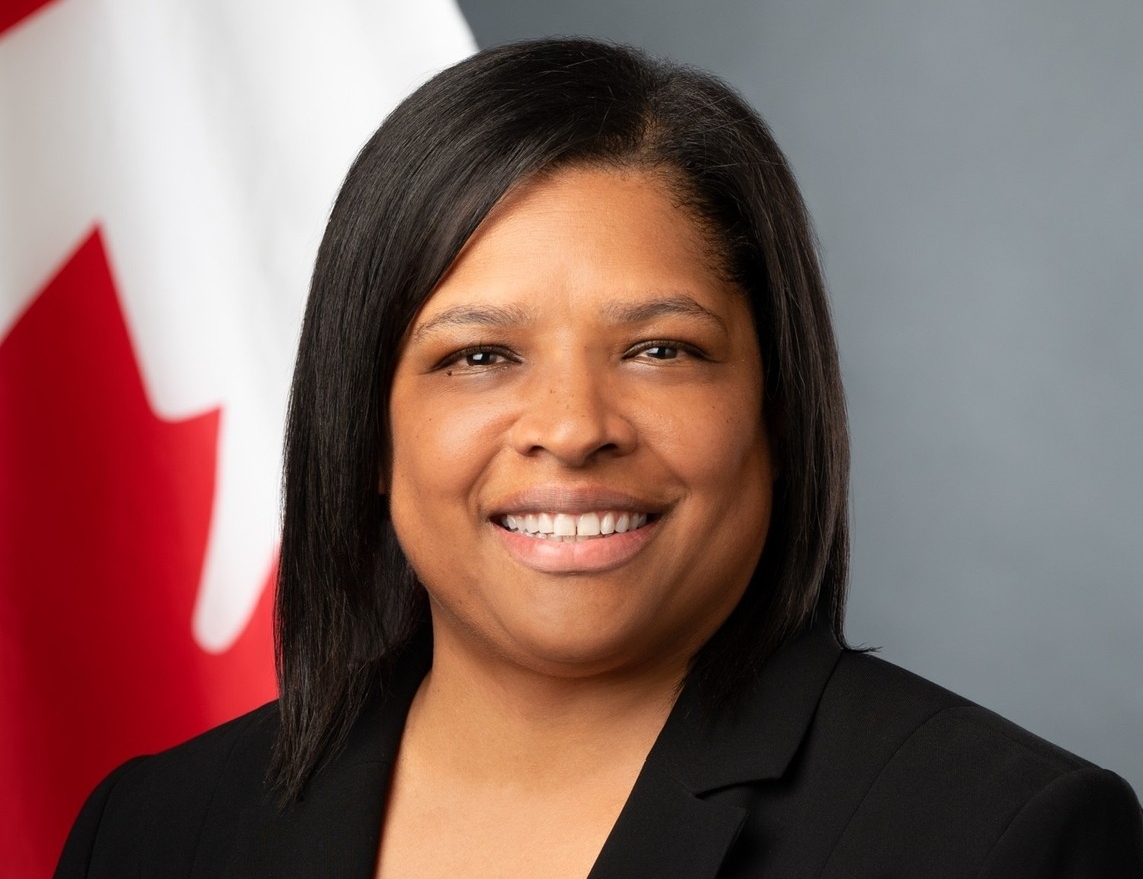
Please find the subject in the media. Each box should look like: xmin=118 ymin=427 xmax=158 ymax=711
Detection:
xmin=498 ymin=511 xmax=653 ymax=541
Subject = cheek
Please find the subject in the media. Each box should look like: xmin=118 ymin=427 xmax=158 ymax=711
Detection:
xmin=388 ymin=392 xmax=503 ymax=516
xmin=643 ymin=384 xmax=771 ymax=490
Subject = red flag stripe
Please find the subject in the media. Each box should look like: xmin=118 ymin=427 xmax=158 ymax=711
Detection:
xmin=0 ymin=0 xmax=57 ymax=38
xmin=0 ymin=230 xmax=276 ymax=878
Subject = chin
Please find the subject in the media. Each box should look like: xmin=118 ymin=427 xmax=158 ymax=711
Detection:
xmin=490 ymin=617 xmax=685 ymax=681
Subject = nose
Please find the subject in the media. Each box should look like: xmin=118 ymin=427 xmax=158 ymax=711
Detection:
xmin=508 ymin=355 xmax=637 ymax=466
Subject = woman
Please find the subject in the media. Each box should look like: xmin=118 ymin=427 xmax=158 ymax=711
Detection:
xmin=56 ymin=38 xmax=1142 ymax=878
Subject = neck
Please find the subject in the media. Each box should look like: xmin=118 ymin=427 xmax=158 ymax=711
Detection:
xmin=404 ymin=624 xmax=687 ymax=788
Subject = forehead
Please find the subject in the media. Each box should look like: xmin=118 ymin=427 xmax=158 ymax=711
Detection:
xmin=411 ymin=166 xmax=736 ymax=324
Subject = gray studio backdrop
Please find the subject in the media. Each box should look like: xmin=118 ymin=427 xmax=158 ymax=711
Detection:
xmin=456 ymin=0 xmax=1143 ymax=793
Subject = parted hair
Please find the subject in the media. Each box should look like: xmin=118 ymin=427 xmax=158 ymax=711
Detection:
xmin=272 ymin=37 xmax=849 ymax=800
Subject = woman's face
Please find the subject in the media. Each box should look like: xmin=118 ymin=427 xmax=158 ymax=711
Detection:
xmin=387 ymin=167 xmax=775 ymax=681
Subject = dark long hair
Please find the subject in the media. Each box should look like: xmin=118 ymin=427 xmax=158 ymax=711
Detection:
xmin=272 ymin=38 xmax=849 ymax=800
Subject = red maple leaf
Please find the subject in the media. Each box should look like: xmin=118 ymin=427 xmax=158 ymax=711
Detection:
xmin=0 ymin=230 xmax=277 ymax=878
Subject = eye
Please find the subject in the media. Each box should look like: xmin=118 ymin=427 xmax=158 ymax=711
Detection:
xmin=436 ymin=345 xmax=517 ymax=372
xmin=463 ymin=350 xmax=504 ymax=366
xmin=626 ymin=340 xmax=705 ymax=362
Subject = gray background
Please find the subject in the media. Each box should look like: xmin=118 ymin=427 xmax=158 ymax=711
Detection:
xmin=456 ymin=0 xmax=1143 ymax=793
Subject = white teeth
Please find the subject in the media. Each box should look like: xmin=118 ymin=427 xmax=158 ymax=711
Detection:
xmin=554 ymin=513 xmax=576 ymax=537
xmin=577 ymin=512 xmax=601 ymax=536
xmin=500 ymin=510 xmax=651 ymax=540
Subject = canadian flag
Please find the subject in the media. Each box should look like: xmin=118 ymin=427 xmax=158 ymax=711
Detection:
xmin=0 ymin=1 xmax=474 ymax=875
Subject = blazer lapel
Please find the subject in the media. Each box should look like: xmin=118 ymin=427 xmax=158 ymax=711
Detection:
xmin=588 ymin=626 xmax=842 ymax=879
xmin=222 ymin=637 xmax=432 ymax=879
xmin=220 ymin=627 xmax=840 ymax=879
xmin=587 ymin=760 xmax=748 ymax=879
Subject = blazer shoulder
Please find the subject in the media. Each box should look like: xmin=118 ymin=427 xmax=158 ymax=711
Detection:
xmin=816 ymin=651 xmax=1143 ymax=874
xmin=977 ymin=764 xmax=1143 ymax=877
xmin=830 ymin=649 xmax=1095 ymax=775
xmin=107 ymin=699 xmax=279 ymax=813
xmin=54 ymin=701 xmax=280 ymax=879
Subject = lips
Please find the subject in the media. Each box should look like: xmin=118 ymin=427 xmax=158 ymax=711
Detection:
xmin=489 ymin=489 xmax=663 ymax=572
xmin=500 ymin=511 xmax=651 ymax=540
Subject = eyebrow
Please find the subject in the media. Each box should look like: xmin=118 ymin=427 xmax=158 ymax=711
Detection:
xmin=601 ymin=293 xmax=728 ymax=333
xmin=410 ymin=292 xmax=727 ymax=343
xmin=411 ymin=303 xmax=536 ymax=343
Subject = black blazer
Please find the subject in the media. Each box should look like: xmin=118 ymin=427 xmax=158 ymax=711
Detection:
xmin=56 ymin=627 xmax=1143 ymax=878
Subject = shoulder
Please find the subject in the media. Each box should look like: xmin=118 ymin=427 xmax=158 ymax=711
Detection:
xmin=811 ymin=651 xmax=1143 ymax=875
xmin=823 ymin=649 xmax=1097 ymax=783
xmin=102 ymin=700 xmax=279 ymax=817
xmin=54 ymin=702 xmax=279 ymax=878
